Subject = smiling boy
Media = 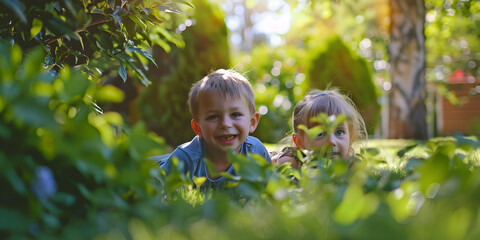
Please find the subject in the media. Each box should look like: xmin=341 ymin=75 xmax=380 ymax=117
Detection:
xmin=152 ymin=69 xmax=271 ymax=188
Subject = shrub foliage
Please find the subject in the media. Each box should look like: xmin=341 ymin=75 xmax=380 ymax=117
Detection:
xmin=0 ymin=0 xmax=189 ymax=85
xmin=307 ymin=36 xmax=381 ymax=133
xmin=2 ymin=42 xmax=480 ymax=240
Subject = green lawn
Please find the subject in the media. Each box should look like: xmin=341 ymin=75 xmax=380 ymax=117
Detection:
xmin=267 ymin=136 xmax=480 ymax=172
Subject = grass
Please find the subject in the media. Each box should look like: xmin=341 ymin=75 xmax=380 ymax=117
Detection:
xmin=265 ymin=138 xmax=421 ymax=173
xmin=265 ymin=136 xmax=480 ymax=172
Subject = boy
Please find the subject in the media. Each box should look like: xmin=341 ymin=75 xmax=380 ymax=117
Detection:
xmin=151 ymin=69 xmax=271 ymax=188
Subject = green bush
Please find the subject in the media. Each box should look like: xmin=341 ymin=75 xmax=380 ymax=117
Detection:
xmin=3 ymin=29 xmax=480 ymax=240
xmin=0 ymin=0 xmax=186 ymax=86
xmin=235 ymin=44 xmax=308 ymax=143
xmin=0 ymin=42 xmax=170 ymax=239
xmin=306 ymin=36 xmax=381 ymax=134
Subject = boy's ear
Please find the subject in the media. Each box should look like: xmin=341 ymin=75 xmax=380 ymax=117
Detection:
xmin=249 ymin=112 xmax=260 ymax=133
xmin=292 ymin=133 xmax=303 ymax=149
xmin=191 ymin=120 xmax=202 ymax=137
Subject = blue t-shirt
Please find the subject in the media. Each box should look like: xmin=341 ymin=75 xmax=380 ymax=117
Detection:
xmin=151 ymin=136 xmax=271 ymax=188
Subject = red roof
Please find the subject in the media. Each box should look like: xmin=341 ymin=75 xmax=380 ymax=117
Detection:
xmin=448 ymin=69 xmax=476 ymax=83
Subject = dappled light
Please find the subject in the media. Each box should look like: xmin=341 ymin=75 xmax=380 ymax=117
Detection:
xmin=0 ymin=0 xmax=479 ymax=239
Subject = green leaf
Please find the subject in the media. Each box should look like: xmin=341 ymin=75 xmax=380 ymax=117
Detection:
xmin=0 ymin=208 xmax=29 ymax=231
xmin=81 ymin=0 xmax=88 ymax=10
xmin=5 ymin=168 xmax=27 ymax=195
xmin=77 ymin=183 xmax=91 ymax=199
xmin=128 ymin=14 xmax=147 ymax=32
xmin=126 ymin=63 xmax=150 ymax=86
xmin=13 ymin=97 xmax=57 ymax=128
xmin=157 ymin=5 xmax=183 ymax=15
xmin=125 ymin=45 xmax=157 ymax=66
xmin=46 ymin=17 xmax=73 ymax=36
xmin=123 ymin=16 xmax=137 ymax=39
xmin=110 ymin=13 xmax=123 ymax=27
xmin=139 ymin=7 xmax=153 ymax=15
xmin=95 ymin=85 xmax=125 ymax=103
xmin=110 ymin=7 xmax=127 ymax=27
xmin=333 ymin=184 xmax=379 ymax=224
xmin=30 ymin=18 xmax=43 ymax=39
xmin=153 ymin=38 xmax=171 ymax=53
xmin=73 ymin=32 xmax=84 ymax=50
xmin=119 ymin=64 xmax=127 ymax=81
xmin=397 ymin=144 xmax=418 ymax=158
xmin=23 ymin=46 xmax=46 ymax=78
xmin=96 ymin=41 xmax=104 ymax=50
xmin=229 ymin=151 xmax=268 ymax=183
xmin=165 ymin=157 xmax=191 ymax=192
xmin=91 ymin=7 xmax=103 ymax=14
xmin=0 ymin=122 xmax=11 ymax=139
xmin=0 ymin=0 xmax=27 ymax=23
xmin=115 ymin=52 xmax=151 ymax=86
xmin=193 ymin=176 xmax=206 ymax=187
xmin=171 ymin=0 xmax=194 ymax=8
xmin=0 ymin=41 xmax=22 ymax=79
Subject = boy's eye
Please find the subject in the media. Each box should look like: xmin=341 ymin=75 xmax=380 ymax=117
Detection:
xmin=316 ymin=132 xmax=325 ymax=137
xmin=206 ymin=115 xmax=218 ymax=120
xmin=231 ymin=112 xmax=242 ymax=118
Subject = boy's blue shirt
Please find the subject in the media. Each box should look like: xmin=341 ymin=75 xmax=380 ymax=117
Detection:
xmin=151 ymin=135 xmax=271 ymax=188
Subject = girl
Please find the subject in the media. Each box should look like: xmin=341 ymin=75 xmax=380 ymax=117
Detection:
xmin=271 ymin=88 xmax=367 ymax=168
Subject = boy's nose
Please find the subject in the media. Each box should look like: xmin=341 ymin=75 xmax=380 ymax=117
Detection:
xmin=220 ymin=117 xmax=232 ymax=128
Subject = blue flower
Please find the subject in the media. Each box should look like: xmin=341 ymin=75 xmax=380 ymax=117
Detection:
xmin=31 ymin=166 xmax=57 ymax=200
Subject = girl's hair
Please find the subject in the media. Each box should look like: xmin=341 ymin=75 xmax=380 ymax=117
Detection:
xmin=188 ymin=69 xmax=256 ymax=120
xmin=292 ymin=88 xmax=367 ymax=146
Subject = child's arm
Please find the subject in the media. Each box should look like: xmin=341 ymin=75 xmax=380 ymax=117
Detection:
xmin=271 ymin=147 xmax=300 ymax=169
xmin=274 ymin=155 xmax=298 ymax=169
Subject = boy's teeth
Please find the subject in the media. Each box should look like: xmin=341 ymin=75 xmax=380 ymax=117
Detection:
xmin=218 ymin=135 xmax=234 ymax=140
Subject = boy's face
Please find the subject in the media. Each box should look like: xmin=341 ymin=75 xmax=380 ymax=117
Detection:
xmin=192 ymin=92 xmax=259 ymax=156
xmin=293 ymin=121 xmax=351 ymax=159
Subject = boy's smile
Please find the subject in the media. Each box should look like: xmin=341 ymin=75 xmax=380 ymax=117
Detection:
xmin=192 ymin=92 xmax=259 ymax=159
xmin=216 ymin=135 xmax=237 ymax=144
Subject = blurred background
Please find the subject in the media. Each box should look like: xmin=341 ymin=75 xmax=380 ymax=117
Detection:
xmin=109 ymin=0 xmax=480 ymax=148
xmin=0 ymin=2 xmax=479 ymax=237
xmin=100 ymin=0 xmax=480 ymax=147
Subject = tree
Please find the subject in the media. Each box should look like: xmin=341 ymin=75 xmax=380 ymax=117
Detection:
xmin=0 ymin=0 xmax=189 ymax=85
xmin=388 ymin=0 xmax=427 ymax=139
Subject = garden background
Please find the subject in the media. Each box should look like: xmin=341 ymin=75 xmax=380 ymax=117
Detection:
xmin=1 ymin=0 xmax=479 ymax=239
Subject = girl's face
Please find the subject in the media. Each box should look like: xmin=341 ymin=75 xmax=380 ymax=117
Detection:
xmin=293 ymin=122 xmax=351 ymax=159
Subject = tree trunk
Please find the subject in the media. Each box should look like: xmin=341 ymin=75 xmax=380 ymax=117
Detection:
xmin=388 ymin=0 xmax=428 ymax=139
xmin=242 ymin=0 xmax=254 ymax=52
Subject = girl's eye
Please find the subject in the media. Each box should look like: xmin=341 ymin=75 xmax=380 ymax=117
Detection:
xmin=317 ymin=132 xmax=325 ymax=137
xmin=335 ymin=129 xmax=345 ymax=136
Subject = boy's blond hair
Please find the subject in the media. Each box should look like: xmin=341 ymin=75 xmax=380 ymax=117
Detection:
xmin=188 ymin=69 xmax=256 ymax=120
